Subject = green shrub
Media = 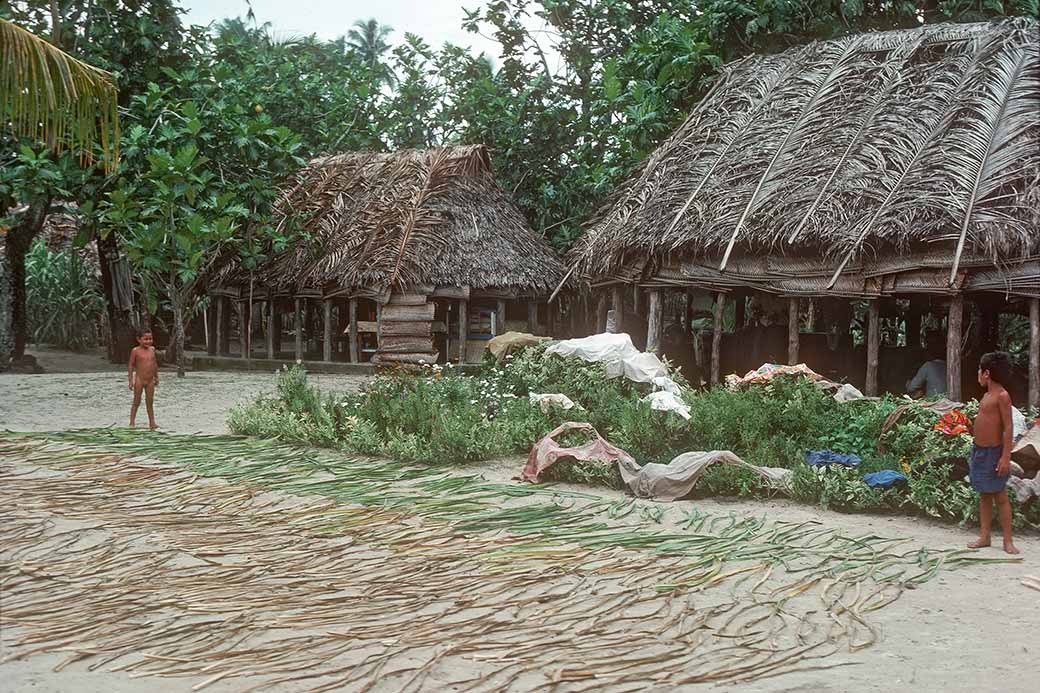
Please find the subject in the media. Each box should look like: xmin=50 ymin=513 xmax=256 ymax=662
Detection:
xmin=25 ymin=237 xmax=104 ymax=350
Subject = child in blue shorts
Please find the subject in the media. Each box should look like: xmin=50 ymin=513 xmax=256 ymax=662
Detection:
xmin=967 ymin=352 xmax=1018 ymax=555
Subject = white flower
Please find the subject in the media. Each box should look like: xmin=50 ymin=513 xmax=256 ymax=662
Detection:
xmin=295 ymin=359 xmax=302 ymax=365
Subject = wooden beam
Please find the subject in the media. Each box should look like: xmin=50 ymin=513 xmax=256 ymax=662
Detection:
xmin=711 ymin=291 xmax=725 ymax=384
xmin=323 ymin=299 xmax=333 ymax=362
xmin=612 ymin=285 xmax=624 ymax=326
xmin=947 ymin=295 xmax=963 ymax=401
xmin=1029 ymin=298 xmax=1039 ymax=412
xmin=206 ymin=302 xmax=217 ymax=356
xmin=458 ymin=299 xmax=468 ymax=363
xmin=349 ymin=298 xmax=359 ymax=363
xmin=788 ymin=297 xmax=800 ymax=365
xmin=266 ymin=300 xmax=276 ymax=359
xmin=236 ymin=301 xmax=247 ymax=359
xmin=527 ymin=301 xmax=539 ymax=334
xmin=866 ymin=300 xmax=880 ymax=396
xmin=294 ymin=298 xmax=303 ymax=361
xmin=496 ymin=299 xmax=507 ymax=336
xmin=647 ymin=290 xmax=662 ymax=353
xmin=596 ymin=292 xmax=608 ymax=334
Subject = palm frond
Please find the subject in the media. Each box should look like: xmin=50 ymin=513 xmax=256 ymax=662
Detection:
xmin=0 ymin=18 xmax=119 ymax=172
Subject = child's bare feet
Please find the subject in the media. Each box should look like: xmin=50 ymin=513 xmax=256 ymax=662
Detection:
xmin=1003 ymin=541 xmax=1020 ymax=555
xmin=149 ymin=423 xmax=160 ymax=430
xmin=967 ymin=537 xmax=991 ymax=549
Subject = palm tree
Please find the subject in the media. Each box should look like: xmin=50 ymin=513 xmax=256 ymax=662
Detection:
xmin=346 ymin=19 xmax=397 ymax=87
xmin=0 ymin=19 xmax=120 ymax=171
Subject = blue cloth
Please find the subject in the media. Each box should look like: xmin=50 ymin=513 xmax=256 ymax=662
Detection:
xmin=968 ymin=444 xmax=1009 ymax=494
xmin=805 ymin=450 xmax=861 ymax=468
xmin=862 ymin=470 xmax=907 ymax=488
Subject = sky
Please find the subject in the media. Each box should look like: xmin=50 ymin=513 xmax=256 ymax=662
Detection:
xmin=180 ymin=0 xmax=512 ymax=61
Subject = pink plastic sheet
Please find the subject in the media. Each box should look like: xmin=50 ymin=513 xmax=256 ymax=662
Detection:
xmin=518 ymin=422 xmax=635 ymax=483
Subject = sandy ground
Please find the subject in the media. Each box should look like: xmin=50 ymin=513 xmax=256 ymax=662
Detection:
xmin=0 ymin=346 xmax=368 ymax=434
xmin=2 ymin=348 xmax=1038 ymax=692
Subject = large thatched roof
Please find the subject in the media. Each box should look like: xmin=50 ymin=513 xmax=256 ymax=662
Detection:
xmin=570 ymin=18 xmax=1040 ymax=298
xmin=227 ymin=145 xmax=563 ymax=296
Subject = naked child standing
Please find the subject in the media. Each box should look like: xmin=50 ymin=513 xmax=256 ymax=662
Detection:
xmin=128 ymin=329 xmax=160 ymax=429
xmin=967 ymin=351 xmax=1018 ymax=554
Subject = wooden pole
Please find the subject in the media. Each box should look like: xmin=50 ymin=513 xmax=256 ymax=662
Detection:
xmin=1029 ymin=298 xmax=1039 ymax=412
xmin=206 ymin=302 xmax=217 ymax=355
xmin=646 ymin=290 xmax=663 ymax=353
xmin=323 ymin=299 xmax=333 ymax=362
xmin=236 ymin=301 xmax=248 ymax=359
xmin=946 ymin=295 xmax=963 ymax=401
xmin=458 ymin=299 xmax=468 ymax=363
xmin=527 ymin=301 xmax=539 ymax=334
xmin=866 ymin=300 xmax=880 ymax=396
xmin=349 ymin=298 xmax=359 ymax=363
xmin=612 ymin=285 xmax=624 ymax=326
xmin=266 ymin=300 xmax=275 ymax=359
xmin=496 ymin=299 xmax=507 ymax=337
xmin=596 ymin=292 xmax=608 ymax=333
xmin=294 ymin=298 xmax=303 ymax=361
xmin=217 ymin=296 xmax=230 ymax=356
xmin=788 ymin=297 xmax=800 ymax=365
xmin=711 ymin=291 xmax=725 ymax=384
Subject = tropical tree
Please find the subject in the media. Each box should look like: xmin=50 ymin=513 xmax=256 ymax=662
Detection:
xmin=347 ymin=19 xmax=397 ymax=87
xmin=0 ymin=17 xmax=119 ymax=368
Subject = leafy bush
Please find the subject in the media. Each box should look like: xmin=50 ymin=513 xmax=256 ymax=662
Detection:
xmin=25 ymin=238 xmax=104 ymax=350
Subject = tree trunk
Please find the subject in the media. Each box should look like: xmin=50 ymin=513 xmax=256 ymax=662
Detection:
xmin=866 ymin=300 xmax=881 ymax=397
xmin=1029 ymin=298 xmax=1039 ymax=413
xmin=947 ymin=295 xmax=963 ymax=401
xmin=7 ymin=198 xmax=50 ymax=361
xmin=646 ymin=290 xmax=662 ymax=353
xmin=97 ymin=232 xmax=135 ymax=363
xmin=711 ymin=292 xmax=725 ymax=384
xmin=168 ymin=288 xmax=187 ymax=377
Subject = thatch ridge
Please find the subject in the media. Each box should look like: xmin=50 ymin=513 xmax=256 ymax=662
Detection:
xmin=570 ymin=18 xmax=1040 ymax=291
xmin=234 ymin=144 xmax=564 ymax=295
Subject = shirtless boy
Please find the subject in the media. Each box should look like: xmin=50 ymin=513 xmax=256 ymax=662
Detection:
xmin=967 ymin=352 xmax=1018 ymax=554
xmin=128 ymin=329 xmax=160 ymax=429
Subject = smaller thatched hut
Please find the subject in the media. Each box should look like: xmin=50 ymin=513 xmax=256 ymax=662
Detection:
xmin=567 ymin=18 xmax=1039 ymax=405
xmin=209 ymin=145 xmax=564 ymax=365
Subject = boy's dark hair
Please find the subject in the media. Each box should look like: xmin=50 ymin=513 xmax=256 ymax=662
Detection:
xmin=979 ymin=351 xmax=1012 ymax=386
xmin=136 ymin=327 xmax=153 ymax=338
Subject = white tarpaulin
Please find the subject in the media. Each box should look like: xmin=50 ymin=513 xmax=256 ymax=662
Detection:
xmin=528 ymin=393 xmax=576 ymax=413
xmin=617 ymin=450 xmax=792 ymax=502
xmin=643 ymin=391 xmax=691 ymax=420
xmin=546 ymin=333 xmax=668 ymax=383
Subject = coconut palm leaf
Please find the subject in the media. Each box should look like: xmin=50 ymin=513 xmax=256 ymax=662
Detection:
xmin=0 ymin=18 xmax=119 ymax=171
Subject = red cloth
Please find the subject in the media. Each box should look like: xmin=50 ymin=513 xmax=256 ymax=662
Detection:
xmin=518 ymin=422 xmax=635 ymax=483
xmin=935 ymin=409 xmax=971 ymax=437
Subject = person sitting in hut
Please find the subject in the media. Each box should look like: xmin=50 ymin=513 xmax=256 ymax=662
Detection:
xmin=906 ymin=330 xmax=947 ymax=398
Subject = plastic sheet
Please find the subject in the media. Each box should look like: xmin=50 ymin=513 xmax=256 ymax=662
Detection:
xmin=617 ymin=450 xmax=791 ymax=502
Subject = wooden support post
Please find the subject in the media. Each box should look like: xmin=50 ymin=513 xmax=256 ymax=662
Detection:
xmin=711 ymin=291 xmax=725 ymax=384
xmin=458 ymin=299 xmax=468 ymax=363
xmin=294 ymin=298 xmax=303 ymax=361
xmin=236 ymin=301 xmax=247 ymax=359
xmin=788 ymin=297 xmax=800 ymax=366
xmin=906 ymin=298 xmax=923 ymax=350
xmin=946 ymin=295 xmax=962 ymax=401
xmin=323 ymin=299 xmax=333 ymax=362
xmin=527 ymin=301 xmax=539 ymax=334
xmin=496 ymin=299 xmax=507 ymax=336
xmin=206 ymin=302 xmax=217 ymax=355
xmin=547 ymin=301 xmax=556 ymax=336
xmin=612 ymin=285 xmax=624 ymax=326
xmin=646 ymin=290 xmax=662 ymax=353
xmin=866 ymin=300 xmax=880 ymax=396
xmin=266 ymin=300 xmax=276 ymax=359
xmin=596 ymin=293 xmax=608 ymax=334
xmin=1029 ymin=298 xmax=1039 ymax=412
xmin=375 ymin=301 xmax=382 ymax=348
xmin=735 ymin=291 xmax=747 ymax=330
xmin=349 ymin=298 xmax=359 ymax=363
xmin=217 ymin=296 xmax=231 ymax=356
xmin=683 ymin=292 xmax=693 ymax=334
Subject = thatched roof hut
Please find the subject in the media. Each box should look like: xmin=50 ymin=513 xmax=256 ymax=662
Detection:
xmin=211 ymin=145 xmax=565 ymax=365
xmin=567 ymin=18 xmax=1039 ymax=403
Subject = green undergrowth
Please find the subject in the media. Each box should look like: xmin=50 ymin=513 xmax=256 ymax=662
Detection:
xmin=227 ymin=346 xmax=1039 ymax=530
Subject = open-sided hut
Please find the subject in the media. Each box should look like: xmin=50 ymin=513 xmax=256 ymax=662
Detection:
xmin=567 ymin=18 xmax=1039 ymax=406
xmin=209 ymin=145 xmax=564 ymax=365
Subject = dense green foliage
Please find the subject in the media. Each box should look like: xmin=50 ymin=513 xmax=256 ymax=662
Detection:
xmin=229 ymin=347 xmax=1039 ymax=529
xmin=24 ymin=237 xmax=104 ymax=350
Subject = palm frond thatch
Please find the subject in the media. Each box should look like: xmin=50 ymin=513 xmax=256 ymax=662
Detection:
xmin=570 ymin=18 xmax=1040 ymax=295
xmin=225 ymin=145 xmax=564 ymax=295
xmin=0 ymin=19 xmax=119 ymax=172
